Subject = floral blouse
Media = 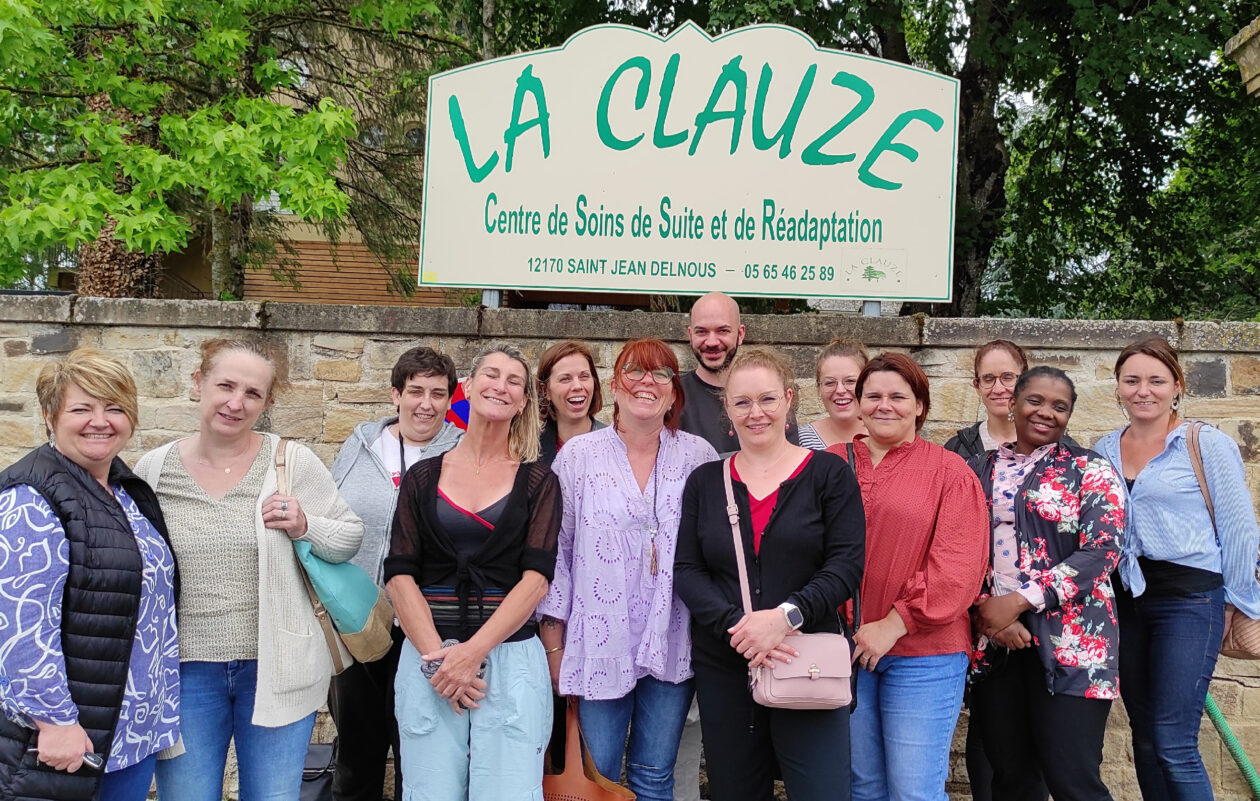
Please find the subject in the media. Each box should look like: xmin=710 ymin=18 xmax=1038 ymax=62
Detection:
xmin=968 ymin=443 xmax=1126 ymax=699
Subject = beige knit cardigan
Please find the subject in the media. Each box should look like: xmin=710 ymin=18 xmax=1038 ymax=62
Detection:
xmin=136 ymin=434 xmax=364 ymax=728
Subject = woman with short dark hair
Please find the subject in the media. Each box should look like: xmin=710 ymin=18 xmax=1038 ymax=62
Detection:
xmin=328 ymin=345 xmax=463 ymax=801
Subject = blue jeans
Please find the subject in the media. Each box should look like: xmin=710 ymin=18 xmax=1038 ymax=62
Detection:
xmin=578 ymin=677 xmax=694 ymax=801
xmin=850 ymin=652 xmax=968 ymax=801
xmin=155 ymin=660 xmax=317 ymax=801
xmin=1117 ymin=586 xmax=1224 ymax=801
xmin=99 ymin=754 xmax=157 ymax=801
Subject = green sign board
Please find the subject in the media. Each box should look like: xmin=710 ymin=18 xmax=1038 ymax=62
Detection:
xmin=419 ymin=22 xmax=959 ymax=300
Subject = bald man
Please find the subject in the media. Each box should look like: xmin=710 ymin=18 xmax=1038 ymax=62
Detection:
xmin=678 ymin=292 xmax=747 ymax=454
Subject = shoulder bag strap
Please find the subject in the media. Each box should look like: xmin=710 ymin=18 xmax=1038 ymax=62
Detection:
xmin=1185 ymin=421 xmax=1219 ymax=544
xmin=844 ymin=442 xmax=862 ymax=633
xmin=723 ymin=456 xmax=755 ymax=616
xmin=278 ymin=437 xmax=347 ymax=673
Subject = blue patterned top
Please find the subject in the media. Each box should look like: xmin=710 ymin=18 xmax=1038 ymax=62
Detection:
xmin=1097 ymin=422 xmax=1260 ymax=617
xmin=0 ymin=484 xmax=180 ymax=770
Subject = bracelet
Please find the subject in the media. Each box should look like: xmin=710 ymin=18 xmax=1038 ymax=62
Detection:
xmin=544 ymin=645 xmax=564 ymax=655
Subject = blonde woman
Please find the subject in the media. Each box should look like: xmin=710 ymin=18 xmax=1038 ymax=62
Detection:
xmin=387 ymin=343 xmax=561 ymax=801
xmin=0 ymin=349 xmax=178 ymax=801
xmin=137 ymin=339 xmax=364 ymax=801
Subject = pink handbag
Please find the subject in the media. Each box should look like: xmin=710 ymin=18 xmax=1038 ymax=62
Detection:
xmin=722 ymin=457 xmax=854 ymax=710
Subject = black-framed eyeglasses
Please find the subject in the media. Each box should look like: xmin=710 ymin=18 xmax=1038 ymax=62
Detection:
xmin=622 ymin=364 xmax=675 ymax=385
xmin=977 ymin=372 xmax=1018 ymax=389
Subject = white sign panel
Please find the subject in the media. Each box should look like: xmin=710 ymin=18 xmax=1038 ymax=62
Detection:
xmin=419 ymin=22 xmax=959 ymax=300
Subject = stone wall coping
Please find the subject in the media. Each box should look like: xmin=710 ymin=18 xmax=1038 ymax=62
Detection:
xmin=1 ymin=296 xmax=1258 ymax=352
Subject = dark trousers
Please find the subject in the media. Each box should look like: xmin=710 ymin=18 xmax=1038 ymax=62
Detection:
xmin=969 ymin=646 xmax=1112 ymax=801
xmin=693 ymin=657 xmax=850 ymax=801
xmin=1117 ymin=585 xmax=1224 ymax=801
xmin=328 ymin=626 xmax=405 ymax=801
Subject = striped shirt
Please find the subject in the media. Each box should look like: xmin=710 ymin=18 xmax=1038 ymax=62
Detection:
xmin=1096 ymin=422 xmax=1260 ymax=617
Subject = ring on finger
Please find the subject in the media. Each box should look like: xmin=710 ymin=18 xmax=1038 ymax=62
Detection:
xmin=281 ymin=501 xmax=289 ymax=512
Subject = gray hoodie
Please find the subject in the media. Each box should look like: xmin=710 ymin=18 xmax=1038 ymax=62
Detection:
xmin=330 ymin=416 xmax=463 ymax=585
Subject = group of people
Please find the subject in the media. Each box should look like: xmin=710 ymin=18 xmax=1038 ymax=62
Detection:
xmin=1 ymin=292 xmax=1257 ymax=801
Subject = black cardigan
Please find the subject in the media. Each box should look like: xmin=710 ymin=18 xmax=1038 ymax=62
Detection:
xmin=384 ymin=455 xmax=560 ymax=640
xmin=674 ymin=450 xmax=865 ymax=669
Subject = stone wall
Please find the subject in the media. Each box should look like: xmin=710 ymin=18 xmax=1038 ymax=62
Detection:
xmin=2 ymin=295 xmax=1259 ymax=799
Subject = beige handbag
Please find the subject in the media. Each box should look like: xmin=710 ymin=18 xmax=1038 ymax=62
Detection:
xmin=542 ymin=697 xmax=635 ymax=801
xmin=722 ymin=457 xmax=854 ymax=710
xmin=1185 ymin=422 xmax=1260 ymax=660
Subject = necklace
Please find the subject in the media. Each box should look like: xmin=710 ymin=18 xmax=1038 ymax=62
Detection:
xmin=195 ymin=442 xmax=252 ymax=475
xmin=739 ymin=444 xmax=795 ymax=477
xmin=644 ymin=441 xmax=662 ymax=577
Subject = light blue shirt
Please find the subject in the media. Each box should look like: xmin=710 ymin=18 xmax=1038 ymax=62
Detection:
xmin=1097 ymin=423 xmax=1260 ymax=617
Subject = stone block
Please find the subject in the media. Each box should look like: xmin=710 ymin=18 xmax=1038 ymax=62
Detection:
xmin=100 ymin=329 xmax=175 ymax=351
xmin=923 ymin=318 xmax=1178 ymax=350
xmin=1183 ymin=397 xmax=1260 ymax=420
xmin=1232 ymin=356 xmax=1260 ymax=395
xmin=127 ymin=350 xmax=184 ymax=398
xmin=153 ymin=402 xmax=201 ymax=433
xmin=0 ymin=396 xmax=27 ymax=414
xmin=265 ymin=302 xmax=478 ymax=336
xmin=331 ymin=386 xmax=392 ymax=404
xmin=1074 ymin=384 xmax=1128 ymax=430
xmin=30 ymin=328 xmax=79 ymax=354
xmin=312 ymin=334 xmax=366 ymax=354
xmin=273 ymin=383 xmax=325 ymax=408
xmin=0 ymin=295 xmax=73 ymax=323
xmin=313 ymin=359 xmax=362 ymax=382
xmin=1186 ymin=358 xmax=1228 ymax=398
xmin=0 ymin=418 xmax=39 ymax=448
xmin=265 ymin=406 xmax=323 ymax=439
xmin=3 ymin=340 xmax=28 ymax=357
xmin=930 ymin=380 xmax=981 ymax=424
xmin=3 ymin=357 xmax=45 ymax=393
xmin=1180 ymin=322 xmax=1260 ymax=353
xmin=75 ymin=297 xmax=262 ymax=328
xmin=324 ymin=406 xmax=373 ymax=443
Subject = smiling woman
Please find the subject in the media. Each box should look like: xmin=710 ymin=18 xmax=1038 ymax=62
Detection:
xmin=536 ymin=340 xmax=606 ymax=466
xmin=386 ymin=343 xmax=560 ymax=801
xmin=328 ymin=346 xmax=464 ymax=801
xmin=830 ymin=352 xmax=988 ymax=801
xmin=966 ymin=367 xmax=1125 ymax=801
xmin=0 ymin=349 xmax=178 ymax=801
xmin=538 ymin=338 xmax=716 ymax=801
xmin=135 ymin=338 xmax=364 ymax=801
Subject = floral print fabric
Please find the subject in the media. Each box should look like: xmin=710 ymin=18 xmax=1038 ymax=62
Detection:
xmin=970 ymin=444 xmax=1126 ymax=699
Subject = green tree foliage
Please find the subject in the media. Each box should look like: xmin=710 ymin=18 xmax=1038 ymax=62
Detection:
xmin=0 ymin=0 xmax=462 ymax=295
xmin=988 ymin=59 xmax=1260 ymax=321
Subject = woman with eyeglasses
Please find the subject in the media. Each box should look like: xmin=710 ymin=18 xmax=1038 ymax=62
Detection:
xmin=675 ymin=347 xmax=864 ymax=801
xmin=798 ymin=338 xmax=868 ymax=450
xmin=945 ymin=340 xmax=1028 ymax=461
xmin=538 ymin=339 xmax=716 ymax=801
xmin=832 ymin=353 xmax=988 ymax=801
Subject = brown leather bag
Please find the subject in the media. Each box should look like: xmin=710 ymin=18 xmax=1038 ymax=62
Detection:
xmin=542 ymin=697 xmax=635 ymax=801
xmin=1185 ymin=421 xmax=1260 ymax=660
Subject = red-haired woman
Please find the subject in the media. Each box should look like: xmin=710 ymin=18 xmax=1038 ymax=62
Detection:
xmin=831 ymin=352 xmax=989 ymax=801
xmin=538 ymin=339 xmax=717 ymax=801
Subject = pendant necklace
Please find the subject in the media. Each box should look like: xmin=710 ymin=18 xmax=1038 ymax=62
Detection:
xmin=646 ymin=443 xmax=662 ymax=576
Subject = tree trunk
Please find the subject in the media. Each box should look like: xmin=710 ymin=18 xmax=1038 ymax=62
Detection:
xmin=903 ymin=0 xmax=1009 ymax=317
xmin=75 ymin=90 xmax=163 ymax=298
xmin=209 ymin=201 xmax=248 ymax=300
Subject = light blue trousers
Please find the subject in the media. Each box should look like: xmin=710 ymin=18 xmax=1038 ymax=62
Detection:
xmin=395 ymin=637 xmax=552 ymax=801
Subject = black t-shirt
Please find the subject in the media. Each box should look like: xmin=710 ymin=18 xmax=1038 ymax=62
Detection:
xmin=677 ymin=369 xmax=799 ymax=456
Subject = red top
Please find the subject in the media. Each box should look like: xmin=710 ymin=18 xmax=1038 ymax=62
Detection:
xmin=731 ymin=452 xmax=812 ymax=555
xmin=828 ymin=436 xmax=988 ymax=657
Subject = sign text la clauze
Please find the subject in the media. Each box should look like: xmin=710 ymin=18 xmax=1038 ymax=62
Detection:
xmin=419 ymin=23 xmax=959 ymax=300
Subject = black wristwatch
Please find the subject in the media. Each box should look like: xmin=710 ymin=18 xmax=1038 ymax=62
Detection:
xmin=778 ymin=602 xmax=805 ymax=631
